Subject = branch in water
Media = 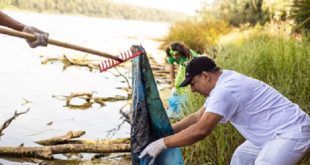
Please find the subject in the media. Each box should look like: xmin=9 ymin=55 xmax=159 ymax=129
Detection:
xmin=0 ymin=108 xmax=30 ymax=139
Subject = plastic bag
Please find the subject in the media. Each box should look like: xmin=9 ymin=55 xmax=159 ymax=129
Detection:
xmin=166 ymin=89 xmax=185 ymax=119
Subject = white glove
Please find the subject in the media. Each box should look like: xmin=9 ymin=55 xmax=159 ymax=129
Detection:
xmin=139 ymin=138 xmax=167 ymax=162
xmin=22 ymin=26 xmax=49 ymax=48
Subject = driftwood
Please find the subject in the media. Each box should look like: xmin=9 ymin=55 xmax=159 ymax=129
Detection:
xmin=40 ymin=55 xmax=129 ymax=72
xmin=65 ymin=93 xmax=93 ymax=109
xmin=45 ymin=53 xmax=169 ymax=110
xmin=66 ymin=138 xmax=130 ymax=145
xmin=0 ymin=53 xmax=173 ymax=162
xmin=93 ymin=95 xmax=129 ymax=106
xmin=37 ymin=138 xmax=130 ymax=146
xmin=0 ymin=154 xmax=132 ymax=164
xmin=0 ymin=127 xmax=132 ymax=160
xmin=35 ymin=130 xmax=130 ymax=146
xmin=35 ymin=131 xmax=85 ymax=146
xmin=52 ymin=92 xmax=130 ymax=109
xmin=0 ymin=108 xmax=30 ymax=139
xmin=0 ymin=143 xmax=130 ymax=160
xmin=41 ymin=55 xmax=98 ymax=71
xmin=0 ymin=130 xmax=131 ymax=160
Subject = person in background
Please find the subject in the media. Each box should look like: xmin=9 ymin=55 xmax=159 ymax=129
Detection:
xmin=165 ymin=42 xmax=198 ymax=88
xmin=0 ymin=11 xmax=48 ymax=48
xmin=165 ymin=42 xmax=204 ymax=119
xmin=140 ymin=56 xmax=310 ymax=165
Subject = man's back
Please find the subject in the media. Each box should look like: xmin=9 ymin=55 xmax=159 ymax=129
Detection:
xmin=205 ymin=70 xmax=310 ymax=146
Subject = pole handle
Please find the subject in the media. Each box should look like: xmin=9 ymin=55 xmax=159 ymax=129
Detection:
xmin=0 ymin=27 xmax=121 ymax=61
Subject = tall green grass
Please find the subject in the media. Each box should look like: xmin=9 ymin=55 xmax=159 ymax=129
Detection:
xmin=216 ymin=33 xmax=310 ymax=111
xmin=182 ymin=32 xmax=310 ymax=164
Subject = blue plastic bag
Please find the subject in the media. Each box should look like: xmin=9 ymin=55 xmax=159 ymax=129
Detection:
xmin=166 ymin=89 xmax=186 ymax=119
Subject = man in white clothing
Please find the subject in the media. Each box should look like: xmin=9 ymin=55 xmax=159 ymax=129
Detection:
xmin=139 ymin=56 xmax=310 ymax=164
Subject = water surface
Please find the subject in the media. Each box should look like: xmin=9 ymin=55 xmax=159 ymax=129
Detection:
xmin=0 ymin=10 xmax=169 ymax=164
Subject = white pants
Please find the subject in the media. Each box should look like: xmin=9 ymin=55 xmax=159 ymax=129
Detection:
xmin=230 ymin=125 xmax=310 ymax=165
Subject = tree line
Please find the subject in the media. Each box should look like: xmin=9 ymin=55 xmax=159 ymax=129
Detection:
xmin=0 ymin=0 xmax=188 ymax=22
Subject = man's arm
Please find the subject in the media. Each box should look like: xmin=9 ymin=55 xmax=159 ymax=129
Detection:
xmin=0 ymin=11 xmax=25 ymax=31
xmin=172 ymin=106 xmax=206 ymax=133
xmin=139 ymin=111 xmax=222 ymax=159
xmin=165 ymin=112 xmax=222 ymax=147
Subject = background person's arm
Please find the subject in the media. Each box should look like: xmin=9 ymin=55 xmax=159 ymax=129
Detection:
xmin=169 ymin=63 xmax=175 ymax=87
xmin=0 ymin=11 xmax=25 ymax=31
xmin=0 ymin=11 xmax=48 ymax=48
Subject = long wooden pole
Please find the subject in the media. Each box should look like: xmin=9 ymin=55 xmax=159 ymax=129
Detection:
xmin=0 ymin=27 xmax=122 ymax=61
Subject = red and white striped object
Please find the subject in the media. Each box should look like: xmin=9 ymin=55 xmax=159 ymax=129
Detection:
xmin=99 ymin=49 xmax=143 ymax=72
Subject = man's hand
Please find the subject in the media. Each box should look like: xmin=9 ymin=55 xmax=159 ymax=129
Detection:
xmin=139 ymin=138 xmax=167 ymax=160
xmin=22 ymin=26 xmax=49 ymax=48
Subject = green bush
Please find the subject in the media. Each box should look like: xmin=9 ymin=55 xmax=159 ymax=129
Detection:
xmin=161 ymin=17 xmax=230 ymax=54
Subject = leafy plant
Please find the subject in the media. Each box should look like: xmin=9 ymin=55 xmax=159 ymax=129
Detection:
xmin=291 ymin=0 xmax=310 ymax=31
xmin=161 ymin=17 xmax=230 ymax=54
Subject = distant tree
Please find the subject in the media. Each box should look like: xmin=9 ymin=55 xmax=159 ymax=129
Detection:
xmin=199 ymin=0 xmax=268 ymax=27
xmin=252 ymin=0 xmax=263 ymax=21
xmin=0 ymin=0 xmax=188 ymax=22
xmin=291 ymin=0 xmax=310 ymax=31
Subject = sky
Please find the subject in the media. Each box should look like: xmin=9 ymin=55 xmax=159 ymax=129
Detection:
xmin=113 ymin=0 xmax=213 ymax=15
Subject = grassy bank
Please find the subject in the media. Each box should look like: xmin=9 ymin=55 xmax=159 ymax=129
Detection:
xmin=181 ymin=31 xmax=310 ymax=164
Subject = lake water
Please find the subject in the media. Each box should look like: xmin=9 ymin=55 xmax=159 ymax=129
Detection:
xmin=0 ymin=10 xmax=170 ymax=164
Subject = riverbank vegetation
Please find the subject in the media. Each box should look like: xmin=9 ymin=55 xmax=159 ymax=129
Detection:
xmin=162 ymin=0 xmax=310 ymax=164
xmin=180 ymin=28 xmax=310 ymax=164
xmin=0 ymin=0 xmax=188 ymax=22
xmin=1 ymin=0 xmax=309 ymax=164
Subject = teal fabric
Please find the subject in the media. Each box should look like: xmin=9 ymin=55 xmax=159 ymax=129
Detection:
xmin=131 ymin=45 xmax=184 ymax=165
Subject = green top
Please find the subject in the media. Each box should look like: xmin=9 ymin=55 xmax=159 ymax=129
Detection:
xmin=169 ymin=49 xmax=199 ymax=94
xmin=167 ymin=49 xmax=198 ymax=66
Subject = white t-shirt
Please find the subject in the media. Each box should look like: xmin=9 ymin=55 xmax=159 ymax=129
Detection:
xmin=204 ymin=70 xmax=310 ymax=146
